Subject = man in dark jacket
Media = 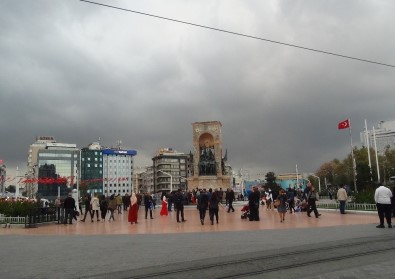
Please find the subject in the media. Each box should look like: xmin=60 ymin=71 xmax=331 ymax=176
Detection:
xmin=174 ymin=189 xmax=186 ymax=223
xmin=209 ymin=189 xmax=220 ymax=225
xmin=197 ymin=189 xmax=208 ymax=225
xmin=226 ymin=188 xmax=235 ymax=213
xmin=80 ymin=193 xmax=92 ymax=222
xmin=63 ymin=193 xmax=76 ymax=224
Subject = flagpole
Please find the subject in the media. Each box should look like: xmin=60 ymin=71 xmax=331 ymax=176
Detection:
xmin=364 ymin=119 xmax=373 ymax=181
xmin=373 ymin=126 xmax=380 ymax=182
xmin=348 ymin=119 xmax=358 ymax=193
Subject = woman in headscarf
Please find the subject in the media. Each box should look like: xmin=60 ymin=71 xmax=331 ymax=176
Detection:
xmin=128 ymin=193 xmax=139 ymax=224
xmin=160 ymin=191 xmax=168 ymax=216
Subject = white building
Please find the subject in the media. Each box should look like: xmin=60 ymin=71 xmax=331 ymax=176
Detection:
xmin=361 ymin=119 xmax=395 ymax=154
xmin=102 ymin=149 xmax=137 ymax=196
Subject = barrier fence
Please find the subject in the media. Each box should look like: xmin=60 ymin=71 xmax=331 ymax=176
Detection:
xmin=317 ymin=202 xmax=377 ymax=211
xmin=25 ymin=206 xmax=61 ymax=228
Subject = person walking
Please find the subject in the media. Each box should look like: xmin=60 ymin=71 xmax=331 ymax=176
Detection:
xmin=80 ymin=193 xmax=92 ymax=222
xmin=108 ymin=194 xmax=116 ymax=222
xmin=167 ymin=191 xmax=174 ymax=212
xmin=174 ymin=189 xmax=186 ymax=223
xmin=277 ymin=189 xmax=288 ymax=222
xmin=116 ymin=194 xmax=123 ymax=214
xmin=128 ymin=193 xmax=139 ymax=224
xmin=209 ymin=188 xmax=220 ymax=225
xmin=78 ymin=197 xmax=83 ymax=215
xmin=307 ymin=186 xmax=320 ymax=218
xmin=265 ymin=190 xmax=273 ymax=210
xmin=197 ymin=189 xmax=209 ymax=225
xmin=99 ymin=195 xmax=108 ymax=222
xmin=374 ymin=182 xmax=393 ymax=228
xmin=287 ymin=187 xmax=295 ymax=214
xmin=160 ymin=191 xmax=168 ymax=216
xmin=336 ymin=184 xmax=348 ymax=214
xmin=144 ymin=192 xmax=154 ymax=219
xmin=123 ymin=194 xmax=130 ymax=211
xmin=63 ymin=193 xmax=76 ymax=225
xmin=226 ymin=188 xmax=235 ymax=213
xmin=248 ymin=187 xmax=260 ymax=221
xmin=90 ymin=194 xmax=100 ymax=222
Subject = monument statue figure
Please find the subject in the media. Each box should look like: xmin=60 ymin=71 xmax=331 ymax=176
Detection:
xmin=199 ymin=145 xmax=216 ymax=176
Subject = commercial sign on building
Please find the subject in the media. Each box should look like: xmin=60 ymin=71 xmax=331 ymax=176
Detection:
xmin=102 ymin=149 xmax=137 ymax=156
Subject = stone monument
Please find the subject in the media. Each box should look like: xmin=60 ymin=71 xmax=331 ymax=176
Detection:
xmin=187 ymin=121 xmax=231 ymax=189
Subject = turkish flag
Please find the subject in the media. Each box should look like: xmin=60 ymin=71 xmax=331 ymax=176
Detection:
xmin=338 ymin=119 xmax=350 ymax=129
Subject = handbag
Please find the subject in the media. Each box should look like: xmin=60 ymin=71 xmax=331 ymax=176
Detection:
xmin=273 ymin=199 xmax=280 ymax=208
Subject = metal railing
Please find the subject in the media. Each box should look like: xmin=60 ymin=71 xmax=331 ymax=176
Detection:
xmin=25 ymin=206 xmax=61 ymax=228
xmin=317 ymin=202 xmax=377 ymax=211
xmin=0 ymin=214 xmax=26 ymax=226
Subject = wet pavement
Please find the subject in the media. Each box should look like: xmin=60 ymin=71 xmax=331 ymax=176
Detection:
xmin=0 ymin=203 xmax=393 ymax=279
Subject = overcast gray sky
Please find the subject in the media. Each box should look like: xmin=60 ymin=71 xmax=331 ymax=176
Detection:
xmin=1 ymin=0 xmax=394 ymax=180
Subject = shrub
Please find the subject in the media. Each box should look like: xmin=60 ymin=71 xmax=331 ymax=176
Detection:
xmin=352 ymin=187 xmax=375 ymax=204
xmin=0 ymin=199 xmax=39 ymax=217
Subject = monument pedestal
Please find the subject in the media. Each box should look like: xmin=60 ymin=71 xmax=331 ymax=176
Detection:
xmin=188 ymin=175 xmax=231 ymax=190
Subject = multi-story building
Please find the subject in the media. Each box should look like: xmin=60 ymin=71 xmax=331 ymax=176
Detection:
xmin=80 ymin=142 xmax=103 ymax=196
xmin=35 ymin=140 xmax=79 ymax=200
xmin=152 ymin=148 xmax=193 ymax=193
xmin=27 ymin=136 xmax=57 ymax=197
xmin=143 ymin=166 xmax=154 ymax=193
xmin=135 ymin=166 xmax=154 ymax=194
xmin=133 ymin=171 xmax=144 ymax=194
xmin=361 ymin=119 xmax=395 ymax=154
xmin=102 ymin=148 xmax=137 ymax=196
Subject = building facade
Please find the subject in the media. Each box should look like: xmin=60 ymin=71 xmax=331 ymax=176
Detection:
xmin=80 ymin=142 xmax=103 ymax=195
xmin=36 ymin=141 xmax=79 ymax=200
xmin=102 ymin=149 xmax=137 ymax=196
xmin=152 ymin=148 xmax=192 ymax=193
xmin=361 ymin=119 xmax=395 ymax=154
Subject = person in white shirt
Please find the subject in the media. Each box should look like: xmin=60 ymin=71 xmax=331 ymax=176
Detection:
xmin=374 ymin=183 xmax=393 ymax=228
xmin=336 ymin=184 xmax=348 ymax=214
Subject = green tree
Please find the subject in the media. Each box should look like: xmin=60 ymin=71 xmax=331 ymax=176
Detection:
xmin=265 ymin=171 xmax=277 ymax=188
xmin=5 ymin=185 xmax=16 ymax=193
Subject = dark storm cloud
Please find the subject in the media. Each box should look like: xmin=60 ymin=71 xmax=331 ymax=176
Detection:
xmin=1 ymin=0 xmax=394 ymax=179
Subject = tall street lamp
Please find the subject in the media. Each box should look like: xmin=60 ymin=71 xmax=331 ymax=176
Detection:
xmin=158 ymin=170 xmax=172 ymax=192
xmin=311 ymin=174 xmax=321 ymax=193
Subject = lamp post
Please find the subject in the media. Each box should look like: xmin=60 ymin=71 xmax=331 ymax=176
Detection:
xmin=311 ymin=174 xmax=321 ymax=193
xmin=158 ymin=170 xmax=172 ymax=192
xmin=175 ymin=176 xmax=187 ymax=191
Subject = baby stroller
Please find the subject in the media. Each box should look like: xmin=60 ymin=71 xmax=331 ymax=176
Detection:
xmin=241 ymin=204 xmax=250 ymax=219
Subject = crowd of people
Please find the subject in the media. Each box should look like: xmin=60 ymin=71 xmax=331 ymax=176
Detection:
xmin=17 ymin=181 xmax=395 ymax=229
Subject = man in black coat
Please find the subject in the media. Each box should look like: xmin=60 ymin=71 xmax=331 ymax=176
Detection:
xmin=248 ymin=187 xmax=260 ymax=221
xmin=63 ymin=193 xmax=76 ymax=224
xmin=80 ymin=193 xmax=92 ymax=222
xmin=226 ymin=188 xmax=235 ymax=213
xmin=174 ymin=189 xmax=186 ymax=223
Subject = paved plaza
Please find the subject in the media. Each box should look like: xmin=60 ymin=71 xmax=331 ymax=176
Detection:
xmin=0 ymin=203 xmax=394 ymax=278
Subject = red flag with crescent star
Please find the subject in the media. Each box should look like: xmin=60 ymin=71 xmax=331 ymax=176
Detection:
xmin=338 ymin=119 xmax=350 ymax=130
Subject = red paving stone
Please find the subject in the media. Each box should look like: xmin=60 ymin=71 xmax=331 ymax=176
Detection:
xmin=0 ymin=205 xmax=378 ymax=236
